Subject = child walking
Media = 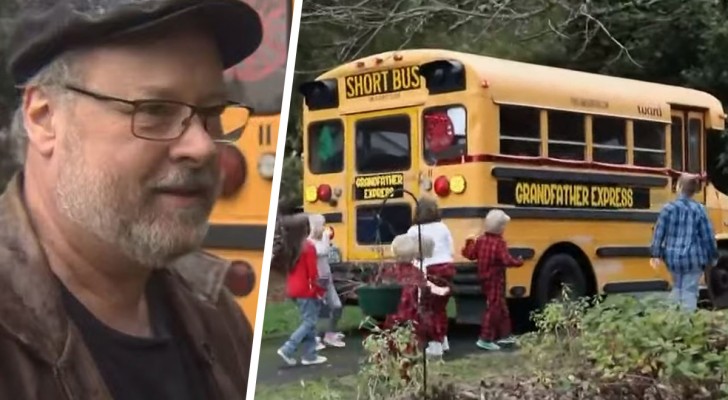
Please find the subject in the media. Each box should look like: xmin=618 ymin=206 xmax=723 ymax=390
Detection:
xmin=276 ymin=214 xmax=328 ymax=366
xmin=308 ymin=214 xmax=346 ymax=348
xmin=407 ymin=196 xmax=455 ymax=357
xmin=462 ymin=209 xmax=523 ymax=351
xmin=382 ymin=234 xmax=449 ymax=347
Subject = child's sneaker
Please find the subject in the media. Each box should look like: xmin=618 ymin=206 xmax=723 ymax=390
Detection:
xmin=425 ymin=341 xmax=443 ymax=357
xmin=276 ymin=348 xmax=297 ymax=366
xmin=476 ymin=340 xmax=501 ymax=351
xmin=442 ymin=337 xmax=450 ymax=352
xmin=334 ymin=332 xmax=346 ymax=340
xmin=496 ymin=336 xmax=517 ymax=346
xmin=301 ymin=355 xmax=328 ymax=366
xmin=323 ymin=333 xmax=346 ymax=348
xmin=315 ymin=336 xmax=326 ymax=351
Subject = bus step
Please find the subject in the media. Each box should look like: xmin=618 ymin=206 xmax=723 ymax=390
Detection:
xmin=452 ymin=284 xmax=482 ymax=296
xmin=452 ymin=274 xmax=479 ymax=284
xmin=455 ymin=296 xmax=486 ymax=325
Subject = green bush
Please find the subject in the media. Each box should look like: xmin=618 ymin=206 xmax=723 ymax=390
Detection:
xmin=581 ymin=296 xmax=727 ymax=391
xmin=522 ymin=293 xmax=728 ymax=399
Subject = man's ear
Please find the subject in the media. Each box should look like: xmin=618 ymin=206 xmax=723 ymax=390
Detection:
xmin=23 ymin=86 xmax=58 ymax=157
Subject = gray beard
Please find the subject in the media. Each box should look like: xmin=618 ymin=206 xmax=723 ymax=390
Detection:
xmin=55 ymin=134 xmax=215 ymax=269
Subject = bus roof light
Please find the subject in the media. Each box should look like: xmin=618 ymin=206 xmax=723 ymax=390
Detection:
xmin=219 ymin=144 xmax=247 ymax=198
xmin=375 ymin=57 xmax=384 ymax=65
xmin=356 ymin=61 xmax=365 ymax=68
xmin=434 ymin=176 xmax=450 ymax=197
xmin=394 ymin=54 xmax=403 ymax=61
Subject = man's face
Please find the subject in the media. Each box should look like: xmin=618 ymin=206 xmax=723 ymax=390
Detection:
xmin=51 ymin=26 xmax=226 ymax=268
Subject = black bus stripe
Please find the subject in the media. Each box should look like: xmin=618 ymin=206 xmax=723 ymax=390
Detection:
xmin=440 ymin=207 xmax=659 ymax=222
xmin=203 ymin=224 xmax=267 ymax=250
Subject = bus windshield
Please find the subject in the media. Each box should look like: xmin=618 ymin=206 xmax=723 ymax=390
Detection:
xmin=355 ymin=115 xmax=411 ymax=173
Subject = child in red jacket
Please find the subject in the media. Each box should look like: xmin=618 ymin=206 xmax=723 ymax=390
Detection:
xmin=462 ymin=209 xmax=523 ymax=351
xmin=276 ymin=214 xmax=327 ymax=366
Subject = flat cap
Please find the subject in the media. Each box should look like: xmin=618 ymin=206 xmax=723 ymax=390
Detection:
xmin=7 ymin=0 xmax=263 ymax=86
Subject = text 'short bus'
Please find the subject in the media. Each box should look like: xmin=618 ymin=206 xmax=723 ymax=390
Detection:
xmin=299 ymin=49 xmax=728 ymax=321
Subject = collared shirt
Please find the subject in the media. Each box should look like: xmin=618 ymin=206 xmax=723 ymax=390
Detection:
xmin=650 ymin=195 xmax=718 ymax=273
xmin=407 ymin=222 xmax=454 ymax=268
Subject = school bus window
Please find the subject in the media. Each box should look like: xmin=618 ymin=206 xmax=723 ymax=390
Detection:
xmin=633 ymin=120 xmax=666 ymax=168
xmin=671 ymin=116 xmax=684 ymax=171
xmin=547 ymin=110 xmax=585 ymax=161
xmin=356 ymin=203 xmax=412 ymax=245
xmin=499 ymin=105 xmax=540 ymax=157
xmin=308 ymin=120 xmax=344 ymax=174
xmin=592 ymin=116 xmax=627 ymax=165
xmin=423 ymin=105 xmax=467 ymax=165
xmin=355 ymin=115 xmax=411 ymax=173
xmin=688 ymin=118 xmax=702 ymax=173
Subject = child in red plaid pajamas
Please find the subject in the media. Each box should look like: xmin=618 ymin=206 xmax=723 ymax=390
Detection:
xmin=381 ymin=234 xmax=448 ymax=349
xmin=407 ymin=196 xmax=455 ymax=357
xmin=462 ymin=209 xmax=523 ymax=351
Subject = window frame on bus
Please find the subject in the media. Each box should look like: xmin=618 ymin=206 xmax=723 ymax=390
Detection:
xmin=354 ymin=113 xmax=413 ymax=174
xmin=421 ymin=104 xmax=468 ymax=166
xmin=498 ymin=104 xmax=541 ymax=157
xmin=546 ymin=109 xmax=587 ymax=161
xmin=670 ymin=115 xmax=684 ymax=171
xmin=687 ymin=117 xmax=703 ymax=174
xmin=354 ymin=202 xmax=413 ymax=245
xmin=632 ymin=119 xmax=668 ymax=168
xmin=591 ymin=115 xmax=628 ymax=165
xmin=307 ymin=119 xmax=345 ymax=175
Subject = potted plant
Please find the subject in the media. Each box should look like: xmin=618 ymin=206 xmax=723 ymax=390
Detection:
xmin=355 ymin=260 xmax=403 ymax=318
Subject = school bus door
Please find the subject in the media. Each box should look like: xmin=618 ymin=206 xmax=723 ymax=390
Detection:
xmin=345 ymin=107 xmax=421 ymax=261
xmin=671 ymin=110 xmax=705 ymax=203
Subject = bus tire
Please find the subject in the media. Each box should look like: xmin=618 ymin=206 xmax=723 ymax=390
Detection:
xmin=705 ymin=248 xmax=728 ymax=309
xmin=534 ymin=253 xmax=588 ymax=308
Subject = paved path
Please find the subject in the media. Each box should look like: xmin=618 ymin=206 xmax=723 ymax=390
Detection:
xmin=255 ymin=324 xmax=502 ymax=386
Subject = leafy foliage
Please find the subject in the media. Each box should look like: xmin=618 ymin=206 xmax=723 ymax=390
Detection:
xmin=520 ymin=293 xmax=728 ymax=399
xmin=357 ymin=317 xmax=423 ymax=399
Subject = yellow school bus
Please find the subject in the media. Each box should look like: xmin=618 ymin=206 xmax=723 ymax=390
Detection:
xmin=203 ymin=0 xmax=292 ymax=326
xmin=299 ymin=49 xmax=728 ymax=322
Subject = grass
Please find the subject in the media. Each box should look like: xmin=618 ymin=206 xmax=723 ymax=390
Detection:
xmin=262 ymin=302 xmax=365 ymax=339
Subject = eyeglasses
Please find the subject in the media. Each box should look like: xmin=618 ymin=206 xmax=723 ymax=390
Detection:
xmin=63 ymin=85 xmax=253 ymax=142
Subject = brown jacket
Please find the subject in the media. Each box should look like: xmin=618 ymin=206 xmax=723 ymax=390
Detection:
xmin=0 ymin=175 xmax=253 ymax=399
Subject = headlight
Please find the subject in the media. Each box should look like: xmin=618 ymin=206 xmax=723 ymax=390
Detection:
xmin=257 ymin=153 xmax=275 ymax=180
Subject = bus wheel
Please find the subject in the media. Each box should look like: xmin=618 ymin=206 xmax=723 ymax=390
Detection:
xmin=706 ymin=249 xmax=728 ymax=309
xmin=534 ymin=253 xmax=588 ymax=308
